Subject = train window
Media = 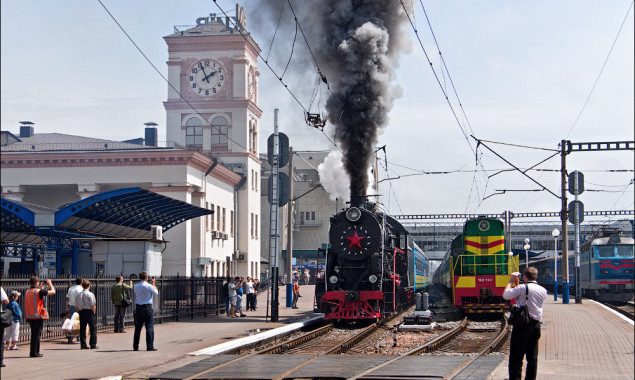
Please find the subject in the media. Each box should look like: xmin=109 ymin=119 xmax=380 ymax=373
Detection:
xmin=596 ymin=246 xmax=614 ymax=258
xmin=616 ymin=245 xmax=634 ymax=258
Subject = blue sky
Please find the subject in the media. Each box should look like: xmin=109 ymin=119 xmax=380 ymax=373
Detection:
xmin=2 ymin=1 xmax=633 ymax=217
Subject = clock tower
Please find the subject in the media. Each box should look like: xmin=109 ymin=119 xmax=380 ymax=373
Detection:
xmin=163 ymin=5 xmax=261 ymax=277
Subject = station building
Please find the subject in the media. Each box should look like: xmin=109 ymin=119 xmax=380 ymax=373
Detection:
xmin=1 ymin=8 xmax=261 ymax=279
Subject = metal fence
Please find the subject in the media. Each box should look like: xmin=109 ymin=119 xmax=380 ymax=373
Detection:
xmin=0 ymin=276 xmax=224 ymax=345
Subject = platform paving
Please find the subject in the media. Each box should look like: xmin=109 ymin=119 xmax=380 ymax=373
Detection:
xmin=0 ymin=283 xmax=316 ymax=380
xmin=489 ymin=296 xmax=634 ymax=380
xmin=3 ymin=286 xmax=631 ymax=380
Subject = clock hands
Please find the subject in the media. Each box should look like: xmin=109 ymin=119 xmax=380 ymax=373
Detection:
xmin=202 ymin=70 xmax=217 ymax=83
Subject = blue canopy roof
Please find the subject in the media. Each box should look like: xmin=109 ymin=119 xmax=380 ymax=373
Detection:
xmin=1 ymin=187 xmax=213 ymax=243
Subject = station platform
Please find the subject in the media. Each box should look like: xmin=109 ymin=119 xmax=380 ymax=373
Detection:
xmin=490 ymin=296 xmax=634 ymax=380
xmin=0 ymin=283 xmax=317 ymax=380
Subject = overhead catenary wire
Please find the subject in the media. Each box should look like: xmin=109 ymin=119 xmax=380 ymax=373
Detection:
xmin=96 ymin=0 xmax=249 ymax=152
xmin=565 ymin=0 xmax=634 ymax=138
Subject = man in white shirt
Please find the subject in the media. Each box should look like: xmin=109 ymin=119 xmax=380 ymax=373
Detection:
xmin=65 ymin=278 xmax=83 ymax=343
xmin=1 ymin=287 xmax=9 ymax=367
xmin=503 ymin=267 xmax=547 ymax=380
xmin=75 ymin=280 xmax=97 ymax=349
xmin=133 ymin=271 xmax=158 ymax=351
xmin=245 ymin=277 xmax=255 ymax=311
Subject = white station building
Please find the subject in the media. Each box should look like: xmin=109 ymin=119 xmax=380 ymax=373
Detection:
xmin=1 ymin=8 xmax=261 ymax=279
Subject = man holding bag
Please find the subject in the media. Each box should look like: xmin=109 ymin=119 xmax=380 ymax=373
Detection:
xmin=502 ymin=267 xmax=547 ymax=380
xmin=111 ymin=276 xmax=133 ymax=333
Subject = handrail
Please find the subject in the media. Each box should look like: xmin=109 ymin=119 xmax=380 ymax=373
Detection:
xmin=451 ymin=253 xmax=518 ymax=276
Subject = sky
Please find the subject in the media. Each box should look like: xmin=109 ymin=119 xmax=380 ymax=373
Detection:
xmin=2 ymin=1 xmax=633 ymax=219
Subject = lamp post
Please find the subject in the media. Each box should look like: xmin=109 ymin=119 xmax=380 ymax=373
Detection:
xmin=524 ymin=238 xmax=530 ymax=270
xmin=552 ymin=228 xmax=560 ymax=301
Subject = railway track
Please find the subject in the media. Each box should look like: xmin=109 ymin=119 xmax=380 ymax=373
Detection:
xmin=178 ymin=309 xmax=413 ymax=380
xmin=347 ymin=317 xmax=510 ymax=380
xmin=602 ymin=301 xmax=635 ymax=320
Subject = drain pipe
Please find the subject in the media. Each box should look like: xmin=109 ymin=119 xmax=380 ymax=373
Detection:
xmin=233 ymin=175 xmax=247 ymax=278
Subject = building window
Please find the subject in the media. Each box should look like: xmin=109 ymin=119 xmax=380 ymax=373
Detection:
xmin=300 ymin=212 xmax=305 ymax=225
xmin=250 ymin=213 xmax=254 ymax=238
xmin=255 ymin=172 xmax=258 ymax=191
xmin=217 ymin=205 xmax=221 ymax=231
xmin=230 ymin=210 xmax=234 ymax=235
xmin=185 ymin=117 xmax=203 ymax=149
xmin=206 ymin=202 xmax=210 ymax=231
xmin=222 ymin=208 xmax=226 ymax=233
xmin=210 ymin=203 xmax=215 ymax=230
xmin=255 ymin=214 xmax=258 ymax=239
xmin=211 ymin=116 xmax=229 ymax=153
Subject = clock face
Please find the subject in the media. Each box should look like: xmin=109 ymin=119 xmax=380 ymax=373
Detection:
xmin=189 ymin=59 xmax=225 ymax=97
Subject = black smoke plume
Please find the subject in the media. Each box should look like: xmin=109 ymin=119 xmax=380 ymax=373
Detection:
xmin=249 ymin=1 xmax=410 ymax=199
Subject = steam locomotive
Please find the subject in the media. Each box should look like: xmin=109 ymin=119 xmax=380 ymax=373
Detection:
xmin=315 ymin=197 xmax=429 ymax=320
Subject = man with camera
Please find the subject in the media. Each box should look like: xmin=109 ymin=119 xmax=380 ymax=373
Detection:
xmin=25 ymin=276 xmax=55 ymax=358
xmin=503 ymin=267 xmax=547 ymax=380
xmin=133 ymin=272 xmax=158 ymax=351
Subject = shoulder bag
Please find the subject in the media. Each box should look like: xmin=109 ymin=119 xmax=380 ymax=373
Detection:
xmin=121 ymin=286 xmax=132 ymax=307
xmin=1 ymin=308 xmax=14 ymax=329
xmin=508 ymin=283 xmax=531 ymax=328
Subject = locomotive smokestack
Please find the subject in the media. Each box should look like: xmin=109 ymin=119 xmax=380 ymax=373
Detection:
xmin=350 ymin=194 xmax=366 ymax=208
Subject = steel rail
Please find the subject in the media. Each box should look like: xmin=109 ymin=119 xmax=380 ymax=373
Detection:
xmin=444 ymin=317 xmax=510 ymax=380
xmin=345 ymin=317 xmax=468 ymax=380
xmin=601 ymin=301 xmax=635 ymax=321
xmin=257 ymin=323 xmax=334 ymax=354
xmin=179 ymin=323 xmax=332 ymax=380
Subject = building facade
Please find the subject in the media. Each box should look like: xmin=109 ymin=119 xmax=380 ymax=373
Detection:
xmin=1 ymin=8 xmax=261 ymax=279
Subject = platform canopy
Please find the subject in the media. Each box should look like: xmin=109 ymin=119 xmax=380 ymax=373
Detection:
xmin=0 ymin=198 xmax=53 ymax=245
xmin=1 ymin=187 xmax=213 ymax=244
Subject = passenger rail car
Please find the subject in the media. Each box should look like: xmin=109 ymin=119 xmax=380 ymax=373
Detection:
xmin=315 ymin=200 xmax=429 ymax=320
xmin=433 ymin=217 xmax=519 ymax=314
xmin=532 ymin=227 xmax=634 ymax=303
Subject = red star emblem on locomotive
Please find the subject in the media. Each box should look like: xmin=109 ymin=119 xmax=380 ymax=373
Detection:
xmin=346 ymin=230 xmax=366 ymax=249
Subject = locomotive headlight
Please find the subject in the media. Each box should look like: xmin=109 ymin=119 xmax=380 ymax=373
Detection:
xmin=368 ymin=275 xmax=378 ymax=284
xmin=329 ymin=275 xmax=338 ymax=284
xmin=346 ymin=207 xmax=362 ymax=222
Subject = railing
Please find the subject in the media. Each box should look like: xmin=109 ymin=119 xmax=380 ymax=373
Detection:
xmin=1 ymin=141 xmax=180 ymax=152
xmin=452 ymin=253 xmax=519 ymax=276
xmin=0 ymin=276 xmax=224 ymax=345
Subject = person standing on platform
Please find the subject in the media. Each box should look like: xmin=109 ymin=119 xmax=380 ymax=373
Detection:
xmin=503 ymin=267 xmax=547 ymax=380
xmin=1 ymin=287 xmax=9 ymax=367
xmin=25 ymin=276 xmax=55 ymax=358
xmin=235 ymin=277 xmax=246 ymax=317
xmin=222 ymin=279 xmax=230 ymax=316
xmin=75 ymin=280 xmax=98 ymax=349
xmin=133 ymin=272 xmax=158 ymax=351
xmin=111 ymin=276 xmax=133 ymax=333
xmin=253 ymin=278 xmax=260 ymax=310
xmin=65 ymin=277 xmax=83 ymax=343
xmin=245 ymin=277 xmax=255 ymax=311
xmin=292 ymin=277 xmax=300 ymax=309
xmin=4 ymin=291 xmax=22 ymax=351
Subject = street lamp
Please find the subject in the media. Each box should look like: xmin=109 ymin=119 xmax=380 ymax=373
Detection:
xmin=524 ymin=238 xmax=531 ymax=270
xmin=552 ymin=228 xmax=560 ymax=301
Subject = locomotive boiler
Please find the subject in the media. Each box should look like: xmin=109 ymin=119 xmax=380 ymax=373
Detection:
xmin=315 ymin=196 xmax=429 ymax=320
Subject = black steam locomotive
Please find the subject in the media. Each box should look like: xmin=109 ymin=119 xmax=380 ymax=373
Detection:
xmin=315 ymin=197 xmax=429 ymax=320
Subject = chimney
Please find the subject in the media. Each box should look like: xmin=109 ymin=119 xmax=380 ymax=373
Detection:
xmin=350 ymin=195 xmax=366 ymax=208
xmin=144 ymin=122 xmax=158 ymax=147
xmin=19 ymin=121 xmax=35 ymax=138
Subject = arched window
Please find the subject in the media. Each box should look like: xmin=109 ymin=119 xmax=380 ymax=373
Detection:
xmin=211 ymin=116 xmax=229 ymax=152
xmin=185 ymin=118 xmax=203 ymax=149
